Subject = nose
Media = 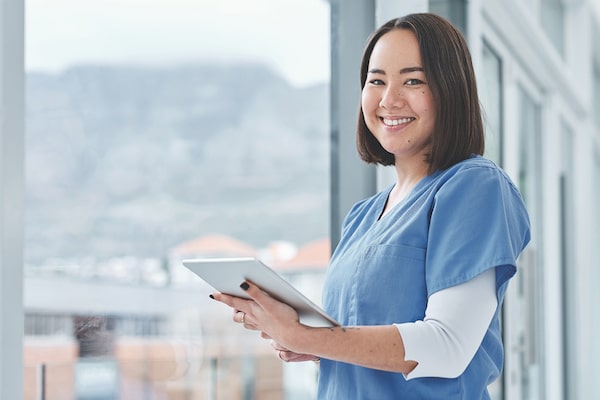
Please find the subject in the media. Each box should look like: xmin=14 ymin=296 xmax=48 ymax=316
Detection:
xmin=379 ymin=84 xmax=405 ymax=109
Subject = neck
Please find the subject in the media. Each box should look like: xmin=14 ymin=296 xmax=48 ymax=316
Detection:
xmin=393 ymin=159 xmax=429 ymax=191
xmin=380 ymin=161 xmax=429 ymax=219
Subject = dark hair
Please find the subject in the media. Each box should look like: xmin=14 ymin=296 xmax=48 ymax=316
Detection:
xmin=356 ymin=13 xmax=484 ymax=172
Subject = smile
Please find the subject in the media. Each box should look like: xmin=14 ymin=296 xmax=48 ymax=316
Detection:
xmin=381 ymin=117 xmax=415 ymax=126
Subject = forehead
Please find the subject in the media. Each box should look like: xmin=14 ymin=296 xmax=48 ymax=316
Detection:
xmin=368 ymin=29 xmax=422 ymax=68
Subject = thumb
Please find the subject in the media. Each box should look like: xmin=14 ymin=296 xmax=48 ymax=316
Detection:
xmin=239 ymin=280 xmax=272 ymax=307
xmin=240 ymin=280 xmax=300 ymax=323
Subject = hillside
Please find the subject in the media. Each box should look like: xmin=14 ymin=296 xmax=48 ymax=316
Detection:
xmin=25 ymin=63 xmax=330 ymax=263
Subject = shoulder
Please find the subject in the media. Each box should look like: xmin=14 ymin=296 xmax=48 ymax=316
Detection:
xmin=429 ymin=155 xmax=529 ymax=226
xmin=425 ymin=156 xmax=531 ymax=292
xmin=434 ymin=155 xmax=520 ymax=194
xmin=440 ymin=155 xmax=508 ymax=178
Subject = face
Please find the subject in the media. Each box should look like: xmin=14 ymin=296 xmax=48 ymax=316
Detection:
xmin=361 ymin=29 xmax=436 ymax=165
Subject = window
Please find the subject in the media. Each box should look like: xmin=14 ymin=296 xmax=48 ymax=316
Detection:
xmin=516 ymin=85 xmax=545 ymax=400
xmin=478 ymin=41 xmax=505 ymax=400
xmin=594 ymin=64 xmax=600 ymax=130
xmin=559 ymin=123 xmax=576 ymax=400
xmin=25 ymin=1 xmax=330 ymax=398
xmin=592 ymin=146 xmax=600 ymax=384
xmin=480 ymin=42 xmax=503 ymax=164
xmin=540 ymin=0 xmax=565 ymax=56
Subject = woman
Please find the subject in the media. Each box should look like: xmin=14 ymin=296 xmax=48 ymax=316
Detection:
xmin=212 ymin=13 xmax=530 ymax=399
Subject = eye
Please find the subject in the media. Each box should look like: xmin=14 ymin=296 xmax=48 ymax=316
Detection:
xmin=368 ymin=78 xmax=385 ymax=86
xmin=405 ymin=78 xmax=425 ymax=86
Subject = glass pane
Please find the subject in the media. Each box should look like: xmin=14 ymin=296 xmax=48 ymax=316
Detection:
xmin=594 ymin=64 xmax=600 ymax=130
xmin=516 ymin=86 xmax=545 ymax=400
xmin=25 ymin=1 xmax=330 ymax=398
xmin=480 ymin=42 xmax=503 ymax=164
xmin=479 ymin=42 xmax=503 ymax=400
xmin=540 ymin=0 xmax=565 ymax=56
xmin=560 ymin=124 xmax=576 ymax=400
xmin=592 ymin=147 xmax=600 ymax=388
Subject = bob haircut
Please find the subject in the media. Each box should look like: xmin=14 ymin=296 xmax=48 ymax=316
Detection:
xmin=356 ymin=13 xmax=485 ymax=172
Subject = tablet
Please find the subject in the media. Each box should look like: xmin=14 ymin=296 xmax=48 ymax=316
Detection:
xmin=182 ymin=257 xmax=339 ymax=327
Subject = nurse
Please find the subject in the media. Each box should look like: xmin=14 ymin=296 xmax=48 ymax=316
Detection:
xmin=212 ymin=13 xmax=530 ymax=399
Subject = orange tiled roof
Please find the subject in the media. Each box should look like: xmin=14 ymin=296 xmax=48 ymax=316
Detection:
xmin=273 ymin=238 xmax=330 ymax=271
xmin=171 ymin=234 xmax=257 ymax=257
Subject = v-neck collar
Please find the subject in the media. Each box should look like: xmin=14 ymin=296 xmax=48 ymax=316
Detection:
xmin=376 ymin=171 xmax=440 ymax=222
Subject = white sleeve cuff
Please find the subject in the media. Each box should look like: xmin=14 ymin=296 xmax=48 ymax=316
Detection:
xmin=395 ymin=268 xmax=497 ymax=380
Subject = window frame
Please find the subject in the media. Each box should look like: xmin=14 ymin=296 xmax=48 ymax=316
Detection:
xmin=0 ymin=0 xmax=25 ymax=398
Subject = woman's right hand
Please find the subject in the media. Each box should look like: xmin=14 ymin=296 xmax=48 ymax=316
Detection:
xmin=263 ymin=333 xmax=320 ymax=363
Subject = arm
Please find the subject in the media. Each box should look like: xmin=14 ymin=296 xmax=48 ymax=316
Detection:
xmin=397 ymin=268 xmax=497 ymax=378
xmin=211 ymin=268 xmax=496 ymax=375
xmin=212 ymin=282 xmax=417 ymax=373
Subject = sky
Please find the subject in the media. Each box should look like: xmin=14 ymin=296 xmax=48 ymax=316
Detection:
xmin=25 ymin=0 xmax=330 ymax=87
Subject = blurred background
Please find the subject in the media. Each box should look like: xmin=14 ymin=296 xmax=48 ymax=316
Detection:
xmin=0 ymin=0 xmax=598 ymax=399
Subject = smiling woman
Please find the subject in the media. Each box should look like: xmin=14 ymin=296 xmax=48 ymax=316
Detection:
xmin=209 ymin=13 xmax=530 ymax=400
xmin=361 ymin=29 xmax=436 ymax=174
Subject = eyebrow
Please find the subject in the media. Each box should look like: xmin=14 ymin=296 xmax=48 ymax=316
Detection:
xmin=367 ymin=66 xmax=425 ymax=75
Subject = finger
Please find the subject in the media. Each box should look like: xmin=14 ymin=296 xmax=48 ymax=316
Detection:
xmin=278 ymin=350 xmax=305 ymax=362
xmin=239 ymin=281 xmax=301 ymax=327
xmin=261 ymin=332 xmax=271 ymax=339
xmin=285 ymin=353 xmax=311 ymax=362
xmin=211 ymin=292 xmax=254 ymax=314
xmin=239 ymin=281 xmax=273 ymax=309
xmin=277 ymin=350 xmax=319 ymax=363
xmin=270 ymin=340 xmax=289 ymax=352
xmin=278 ymin=350 xmax=290 ymax=362
xmin=234 ymin=310 xmax=245 ymax=324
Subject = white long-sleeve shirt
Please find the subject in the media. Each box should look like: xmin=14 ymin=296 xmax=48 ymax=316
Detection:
xmin=395 ymin=268 xmax=497 ymax=379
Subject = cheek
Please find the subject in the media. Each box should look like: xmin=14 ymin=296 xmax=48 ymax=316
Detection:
xmin=360 ymin=94 xmax=369 ymax=115
xmin=361 ymin=90 xmax=378 ymax=115
xmin=417 ymin=95 xmax=436 ymax=121
xmin=424 ymin=105 xmax=436 ymax=122
xmin=424 ymin=94 xmax=435 ymax=114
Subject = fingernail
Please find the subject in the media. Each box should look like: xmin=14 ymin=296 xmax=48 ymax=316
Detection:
xmin=209 ymin=294 xmax=215 ymax=299
xmin=240 ymin=282 xmax=249 ymax=291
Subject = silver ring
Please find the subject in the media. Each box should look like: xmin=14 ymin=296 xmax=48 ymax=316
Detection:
xmin=241 ymin=312 xmax=246 ymax=324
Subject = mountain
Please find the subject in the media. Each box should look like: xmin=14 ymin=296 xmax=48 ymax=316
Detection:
xmin=25 ymin=63 xmax=330 ymax=264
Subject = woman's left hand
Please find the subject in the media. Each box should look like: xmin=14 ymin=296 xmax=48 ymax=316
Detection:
xmin=210 ymin=280 xmax=302 ymax=348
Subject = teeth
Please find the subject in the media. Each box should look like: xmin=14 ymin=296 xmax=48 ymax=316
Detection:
xmin=382 ymin=117 xmax=414 ymax=126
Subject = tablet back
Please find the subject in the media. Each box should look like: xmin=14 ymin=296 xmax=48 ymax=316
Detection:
xmin=182 ymin=257 xmax=338 ymax=327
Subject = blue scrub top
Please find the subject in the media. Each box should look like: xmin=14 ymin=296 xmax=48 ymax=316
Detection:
xmin=318 ymin=156 xmax=531 ymax=399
